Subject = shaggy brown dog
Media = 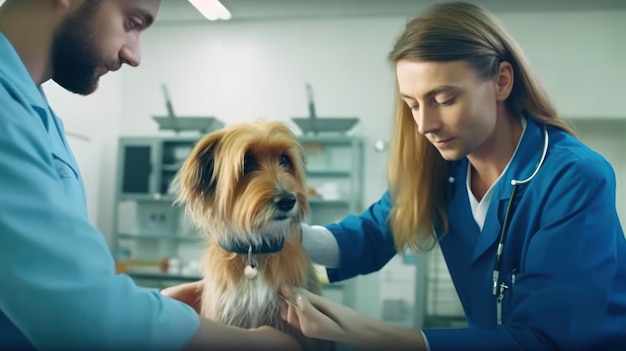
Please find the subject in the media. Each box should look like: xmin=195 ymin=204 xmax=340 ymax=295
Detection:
xmin=174 ymin=121 xmax=334 ymax=351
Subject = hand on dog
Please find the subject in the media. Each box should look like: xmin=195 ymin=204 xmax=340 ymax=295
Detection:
xmin=280 ymin=286 xmax=355 ymax=343
xmin=248 ymin=325 xmax=303 ymax=351
xmin=160 ymin=281 xmax=203 ymax=314
xmin=280 ymin=287 xmax=428 ymax=350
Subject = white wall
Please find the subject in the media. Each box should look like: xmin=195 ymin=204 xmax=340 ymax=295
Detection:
xmin=49 ymin=6 xmax=626 ymax=322
xmin=502 ymin=11 xmax=626 ymax=118
xmin=116 ymin=9 xmax=626 ymax=216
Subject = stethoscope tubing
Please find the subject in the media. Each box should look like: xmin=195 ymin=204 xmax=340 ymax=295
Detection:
xmin=491 ymin=125 xmax=549 ymax=297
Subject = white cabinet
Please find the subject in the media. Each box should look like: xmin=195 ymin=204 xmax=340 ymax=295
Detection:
xmin=298 ymin=135 xmax=364 ymax=227
xmin=112 ymin=136 xmax=203 ymax=289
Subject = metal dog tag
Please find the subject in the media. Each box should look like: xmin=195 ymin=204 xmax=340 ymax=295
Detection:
xmin=244 ymin=265 xmax=258 ymax=280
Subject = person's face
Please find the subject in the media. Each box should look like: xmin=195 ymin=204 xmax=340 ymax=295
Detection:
xmin=51 ymin=0 xmax=161 ymax=95
xmin=396 ymin=59 xmax=502 ymax=161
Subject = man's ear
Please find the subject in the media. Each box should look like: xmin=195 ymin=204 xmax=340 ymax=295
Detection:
xmin=56 ymin=0 xmax=85 ymax=13
xmin=55 ymin=0 xmax=72 ymax=10
xmin=494 ymin=61 xmax=514 ymax=102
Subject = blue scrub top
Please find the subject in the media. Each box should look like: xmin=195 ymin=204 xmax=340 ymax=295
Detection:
xmin=0 ymin=32 xmax=200 ymax=349
xmin=326 ymin=116 xmax=626 ymax=350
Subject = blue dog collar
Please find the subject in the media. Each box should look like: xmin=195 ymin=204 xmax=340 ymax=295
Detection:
xmin=217 ymin=237 xmax=285 ymax=254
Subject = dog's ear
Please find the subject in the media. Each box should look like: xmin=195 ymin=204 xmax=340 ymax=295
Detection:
xmin=198 ymin=141 xmax=218 ymax=194
xmin=299 ymin=146 xmax=308 ymax=172
xmin=196 ymin=131 xmax=225 ymax=196
xmin=175 ymin=130 xmax=225 ymax=205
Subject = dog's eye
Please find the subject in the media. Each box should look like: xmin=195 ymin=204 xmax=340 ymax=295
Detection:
xmin=243 ymin=154 xmax=258 ymax=175
xmin=280 ymin=154 xmax=292 ymax=168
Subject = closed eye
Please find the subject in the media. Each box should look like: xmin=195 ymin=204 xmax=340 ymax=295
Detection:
xmin=436 ymin=96 xmax=457 ymax=106
xmin=127 ymin=11 xmax=153 ymax=31
xmin=403 ymin=100 xmax=419 ymax=111
xmin=127 ymin=17 xmax=142 ymax=31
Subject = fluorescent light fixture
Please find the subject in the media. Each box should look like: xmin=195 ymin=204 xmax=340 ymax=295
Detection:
xmin=188 ymin=0 xmax=231 ymax=21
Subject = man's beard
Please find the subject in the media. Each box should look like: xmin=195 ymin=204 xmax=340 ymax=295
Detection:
xmin=50 ymin=3 xmax=107 ymax=95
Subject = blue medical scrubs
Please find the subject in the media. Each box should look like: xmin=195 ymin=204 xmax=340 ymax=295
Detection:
xmin=325 ymin=116 xmax=626 ymax=350
xmin=0 ymin=32 xmax=200 ymax=349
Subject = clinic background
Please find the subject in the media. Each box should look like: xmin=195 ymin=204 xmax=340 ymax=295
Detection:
xmin=38 ymin=0 xmax=626 ymax=333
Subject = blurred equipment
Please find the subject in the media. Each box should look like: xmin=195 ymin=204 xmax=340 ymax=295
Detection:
xmin=374 ymin=139 xmax=388 ymax=152
xmin=152 ymin=84 xmax=224 ymax=134
xmin=291 ymin=83 xmax=359 ymax=135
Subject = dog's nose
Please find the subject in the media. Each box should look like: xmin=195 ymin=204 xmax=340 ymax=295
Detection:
xmin=274 ymin=194 xmax=296 ymax=212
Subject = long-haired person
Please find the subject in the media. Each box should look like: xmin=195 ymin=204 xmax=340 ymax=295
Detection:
xmin=287 ymin=2 xmax=626 ymax=350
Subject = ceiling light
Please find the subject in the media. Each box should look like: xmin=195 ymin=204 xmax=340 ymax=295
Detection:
xmin=188 ymin=0 xmax=231 ymax=21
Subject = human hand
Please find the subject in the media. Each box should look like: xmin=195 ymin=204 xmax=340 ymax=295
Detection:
xmin=182 ymin=318 xmax=302 ymax=351
xmin=160 ymin=280 xmax=203 ymax=314
xmin=280 ymin=287 xmax=427 ymax=350
xmin=280 ymin=286 xmax=359 ymax=343
xmin=248 ymin=325 xmax=303 ymax=351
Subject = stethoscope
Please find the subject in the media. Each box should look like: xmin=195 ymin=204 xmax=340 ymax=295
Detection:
xmin=490 ymin=125 xmax=549 ymax=324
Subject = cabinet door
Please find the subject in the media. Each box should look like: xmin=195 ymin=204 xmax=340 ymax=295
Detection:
xmin=118 ymin=140 xmax=159 ymax=197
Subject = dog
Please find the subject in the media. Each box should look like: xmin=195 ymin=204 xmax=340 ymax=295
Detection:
xmin=173 ymin=120 xmax=335 ymax=351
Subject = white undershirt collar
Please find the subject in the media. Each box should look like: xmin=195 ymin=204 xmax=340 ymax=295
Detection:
xmin=467 ymin=117 xmax=527 ymax=231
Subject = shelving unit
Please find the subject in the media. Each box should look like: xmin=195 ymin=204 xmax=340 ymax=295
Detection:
xmin=112 ymin=136 xmax=204 ymax=289
xmin=421 ymin=246 xmax=467 ymax=329
xmin=298 ymin=135 xmax=364 ymax=227
xmin=111 ymin=133 xmax=365 ymax=295
xmin=287 ymin=135 xmax=365 ymax=311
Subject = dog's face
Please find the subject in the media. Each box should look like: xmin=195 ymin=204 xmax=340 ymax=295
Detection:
xmin=175 ymin=121 xmax=308 ymax=245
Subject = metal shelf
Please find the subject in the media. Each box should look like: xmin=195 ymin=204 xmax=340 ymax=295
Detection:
xmin=117 ymin=233 xmax=201 ymax=242
xmin=117 ymin=193 xmax=177 ymax=202
xmin=308 ymin=198 xmax=351 ymax=207
xmin=127 ymin=272 xmax=201 ymax=282
xmin=161 ymin=164 xmax=182 ymax=172
xmin=297 ymin=135 xmax=358 ymax=146
xmin=307 ymin=170 xmax=352 ymax=178
xmin=126 ymin=272 xmax=346 ymax=291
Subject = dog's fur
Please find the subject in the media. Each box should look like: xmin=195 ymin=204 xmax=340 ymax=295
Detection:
xmin=174 ymin=121 xmax=334 ymax=351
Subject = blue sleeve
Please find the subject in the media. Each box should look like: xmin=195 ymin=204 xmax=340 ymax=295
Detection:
xmin=324 ymin=191 xmax=398 ymax=282
xmin=424 ymin=157 xmax=625 ymax=351
xmin=0 ymin=86 xmax=200 ymax=349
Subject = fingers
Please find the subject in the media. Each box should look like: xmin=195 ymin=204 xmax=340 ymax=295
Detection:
xmin=278 ymin=286 xmax=296 ymax=303
xmin=160 ymin=280 xmax=201 ymax=296
xmin=286 ymin=302 xmax=302 ymax=330
xmin=279 ymin=295 xmax=307 ymax=334
xmin=279 ymin=286 xmax=338 ymax=338
xmin=291 ymin=287 xmax=324 ymax=305
xmin=280 ymin=295 xmax=304 ymax=330
xmin=280 ymin=286 xmax=320 ymax=308
xmin=161 ymin=280 xmax=203 ymax=313
xmin=281 ymin=292 xmax=324 ymax=338
xmin=250 ymin=326 xmax=303 ymax=351
xmin=279 ymin=291 xmax=302 ymax=331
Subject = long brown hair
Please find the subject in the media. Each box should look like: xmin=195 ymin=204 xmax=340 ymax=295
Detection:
xmin=387 ymin=2 xmax=575 ymax=253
